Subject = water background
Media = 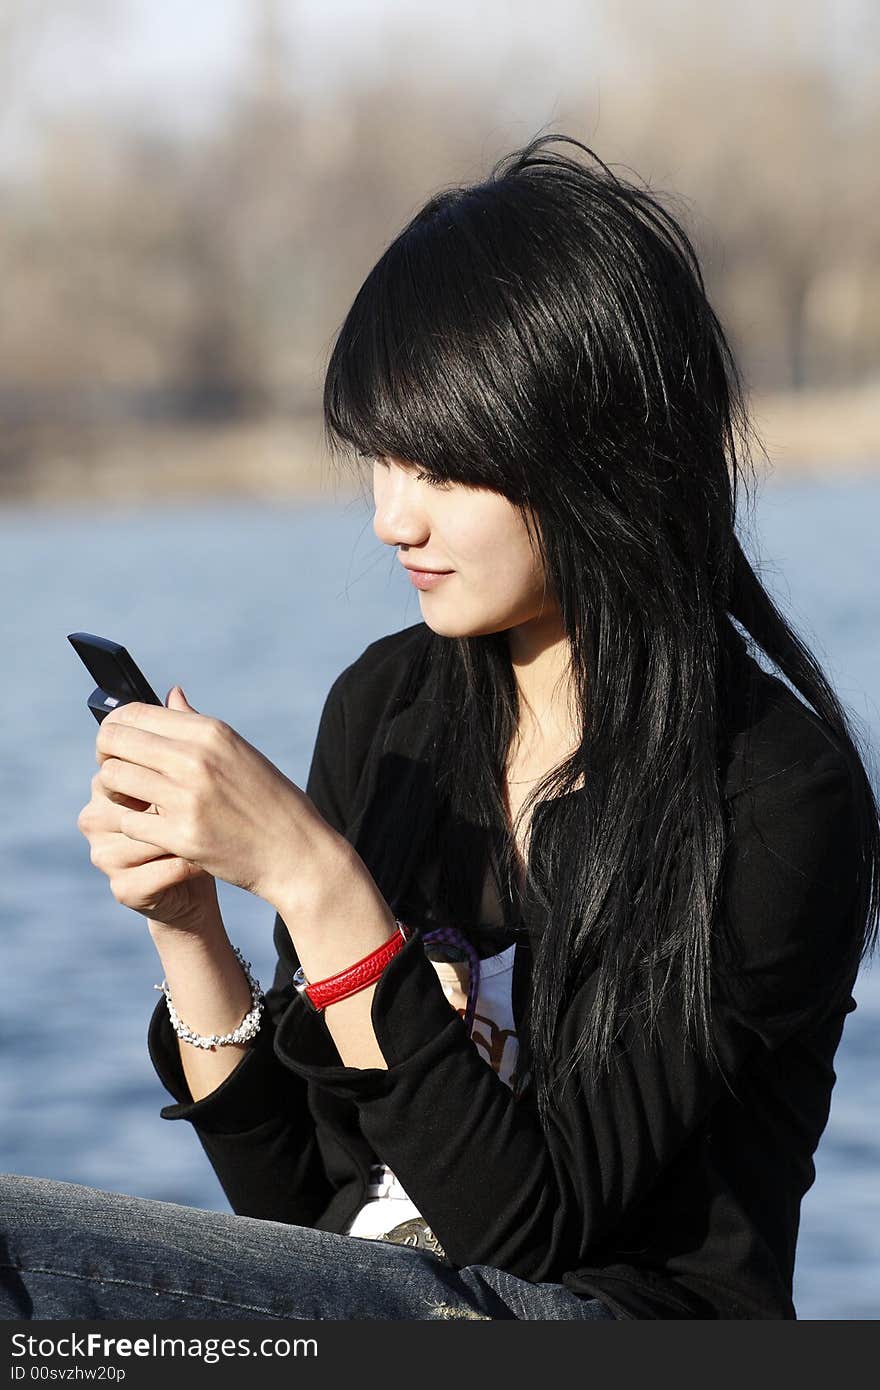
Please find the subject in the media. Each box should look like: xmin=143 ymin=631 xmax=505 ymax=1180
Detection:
xmin=1 ymin=475 xmax=878 ymax=1319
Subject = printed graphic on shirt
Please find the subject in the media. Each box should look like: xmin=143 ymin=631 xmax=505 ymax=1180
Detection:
xmin=469 ymin=1012 xmax=518 ymax=1086
xmin=432 ymin=947 xmax=520 ymax=1089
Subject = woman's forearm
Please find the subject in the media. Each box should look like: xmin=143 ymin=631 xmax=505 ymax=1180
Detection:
xmin=149 ymin=835 xmax=402 ymax=1096
xmin=148 ymin=907 xmax=256 ymax=1103
xmin=276 ymin=841 xmax=402 ymax=1071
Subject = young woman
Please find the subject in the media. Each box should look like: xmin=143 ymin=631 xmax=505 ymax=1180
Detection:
xmin=2 ymin=134 xmax=877 ymax=1321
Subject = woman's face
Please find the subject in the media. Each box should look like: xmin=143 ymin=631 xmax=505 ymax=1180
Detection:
xmin=371 ymin=456 xmax=559 ymax=638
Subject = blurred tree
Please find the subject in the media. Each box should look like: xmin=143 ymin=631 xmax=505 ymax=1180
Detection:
xmin=0 ymin=0 xmax=877 ymax=485
xmin=596 ymin=0 xmax=880 ymax=390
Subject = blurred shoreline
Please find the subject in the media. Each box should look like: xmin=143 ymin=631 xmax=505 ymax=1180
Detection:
xmin=2 ymin=385 xmax=878 ymax=507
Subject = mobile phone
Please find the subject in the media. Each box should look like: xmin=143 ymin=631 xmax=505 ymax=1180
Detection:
xmin=67 ymin=632 xmax=163 ymax=724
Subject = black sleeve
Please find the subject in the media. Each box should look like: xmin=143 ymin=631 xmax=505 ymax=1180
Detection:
xmin=267 ymin=749 xmax=862 ymax=1280
xmin=146 ymin=664 xmax=356 ymax=1224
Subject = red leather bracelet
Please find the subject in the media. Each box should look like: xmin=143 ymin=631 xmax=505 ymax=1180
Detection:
xmin=292 ymin=920 xmax=409 ymax=1011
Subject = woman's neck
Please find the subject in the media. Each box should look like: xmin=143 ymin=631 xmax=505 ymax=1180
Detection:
xmin=505 ymin=606 xmax=580 ymax=757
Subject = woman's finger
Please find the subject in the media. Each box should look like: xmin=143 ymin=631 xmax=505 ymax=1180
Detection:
xmin=89 ymin=770 xmax=152 ymax=813
xmin=79 ymin=795 xmax=160 ymax=844
xmin=98 ymin=758 xmax=170 ymax=810
xmin=100 ymin=702 xmax=207 ymax=740
xmin=115 ymin=808 xmax=177 ymax=856
xmin=107 ymin=855 xmax=205 ymax=912
xmin=90 ymin=834 xmax=175 ymax=872
xmin=95 ymin=721 xmax=194 ymax=777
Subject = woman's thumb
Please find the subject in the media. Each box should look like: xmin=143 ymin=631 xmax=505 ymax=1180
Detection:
xmin=165 ymin=685 xmax=196 ymax=711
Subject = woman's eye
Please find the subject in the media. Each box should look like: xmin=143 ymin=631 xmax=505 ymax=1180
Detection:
xmin=364 ymin=452 xmax=450 ymax=488
xmin=413 ymin=469 xmax=451 ymax=489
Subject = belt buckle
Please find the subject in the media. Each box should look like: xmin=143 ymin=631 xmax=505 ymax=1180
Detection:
xmin=378 ymin=1217 xmax=450 ymax=1264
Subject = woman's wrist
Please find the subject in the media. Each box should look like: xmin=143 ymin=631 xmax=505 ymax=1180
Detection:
xmin=150 ymin=923 xmax=257 ymax=1065
xmin=293 ymin=921 xmax=408 ymax=1009
xmin=274 ymin=841 xmax=400 ymax=987
xmin=157 ymin=944 xmax=264 ymax=1050
xmin=261 ymin=824 xmax=356 ymax=920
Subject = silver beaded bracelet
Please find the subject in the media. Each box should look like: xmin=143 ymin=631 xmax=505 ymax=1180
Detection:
xmin=154 ymin=945 xmax=265 ymax=1050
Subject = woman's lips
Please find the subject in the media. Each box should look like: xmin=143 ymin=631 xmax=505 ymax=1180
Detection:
xmin=407 ymin=569 xmax=453 ymax=590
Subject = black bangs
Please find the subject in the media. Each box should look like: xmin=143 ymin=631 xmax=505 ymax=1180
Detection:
xmin=323 ymin=187 xmax=553 ymax=501
xmin=321 ymin=133 xmax=731 ymax=509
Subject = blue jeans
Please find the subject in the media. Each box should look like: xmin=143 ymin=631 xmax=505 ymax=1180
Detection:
xmin=0 ymin=1175 xmax=616 ymax=1321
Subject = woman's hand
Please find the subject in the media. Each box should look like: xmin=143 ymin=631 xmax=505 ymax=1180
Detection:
xmin=77 ymin=740 xmax=219 ymax=931
xmin=92 ymin=687 xmax=347 ymax=913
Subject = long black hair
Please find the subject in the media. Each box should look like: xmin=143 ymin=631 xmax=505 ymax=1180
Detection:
xmin=321 ymin=133 xmax=880 ymax=1123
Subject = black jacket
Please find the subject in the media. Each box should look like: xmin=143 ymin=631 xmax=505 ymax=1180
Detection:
xmin=148 ymin=621 xmax=863 ymax=1319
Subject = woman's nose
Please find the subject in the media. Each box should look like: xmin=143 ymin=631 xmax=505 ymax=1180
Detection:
xmin=372 ymin=473 xmax=431 ymax=550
